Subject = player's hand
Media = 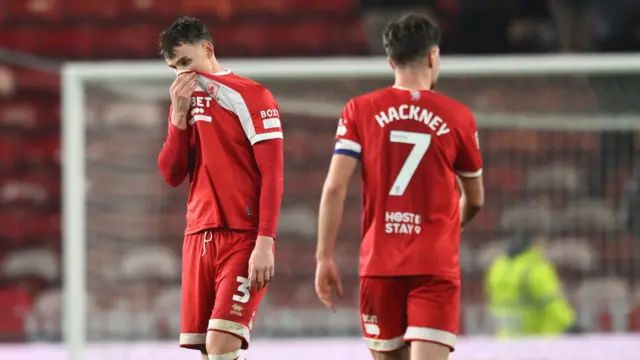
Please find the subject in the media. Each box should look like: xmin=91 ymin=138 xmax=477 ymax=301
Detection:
xmin=248 ymin=236 xmax=275 ymax=292
xmin=315 ymin=258 xmax=343 ymax=312
xmin=170 ymin=71 xmax=198 ymax=129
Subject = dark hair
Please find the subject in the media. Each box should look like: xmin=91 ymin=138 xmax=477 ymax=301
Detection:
xmin=382 ymin=13 xmax=441 ymax=67
xmin=159 ymin=16 xmax=213 ymax=58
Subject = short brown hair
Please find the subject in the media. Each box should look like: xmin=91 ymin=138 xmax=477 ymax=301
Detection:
xmin=382 ymin=14 xmax=441 ymax=67
xmin=158 ymin=16 xmax=213 ymax=58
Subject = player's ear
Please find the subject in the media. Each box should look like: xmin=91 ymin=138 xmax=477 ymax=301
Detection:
xmin=428 ymin=46 xmax=440 ymax=69
xmin=388 ymin=58 xmax=396 ymax=71
xmin=203 ymin=42 xmax=214 ymax=58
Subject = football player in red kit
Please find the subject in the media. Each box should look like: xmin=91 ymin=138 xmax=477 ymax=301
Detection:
xmin=315 ymin=14 xmax=484 ymax=360
xmin=157 ymin=17 xmax=283 ymax=360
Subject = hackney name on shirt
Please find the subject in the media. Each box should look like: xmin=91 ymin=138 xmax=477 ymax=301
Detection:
xmin=375 ymin=103 xmax=452 ymax=235
xmin=375 ymin=104 xmax=450 ymax=136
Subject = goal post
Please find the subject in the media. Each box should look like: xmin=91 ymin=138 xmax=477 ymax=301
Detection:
xmin=61 ymin=54 xmax=640 ymax=360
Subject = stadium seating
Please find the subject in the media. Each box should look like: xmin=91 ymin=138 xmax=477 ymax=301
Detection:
xmin=1 ymin=249 xmax=59 ymax=282
xmin=0 ymin=0 xmax=366 ymax=59
xmin=547 ymin=238 xmax=595 ymax=272
xmin=0 ymin=285 xmax=32 ymax=341
xmin=119 ymin=246 xmax=180 ymax=281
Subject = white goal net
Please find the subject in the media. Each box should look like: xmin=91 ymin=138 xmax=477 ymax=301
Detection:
xmin=54 ymin=55 xmax=640 ymax=359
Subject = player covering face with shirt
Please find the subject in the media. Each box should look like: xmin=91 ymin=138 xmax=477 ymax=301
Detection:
xmin=315 ymin=13 xmax=484 ymax=360
xmin=158 ymin=17 xmax=284 ymax=360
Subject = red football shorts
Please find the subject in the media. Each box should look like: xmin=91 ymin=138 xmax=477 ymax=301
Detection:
xmin=179 ymin=229 xmax=267 ymax=350
xmin=359 ymin=275 xmax=460 ymax=352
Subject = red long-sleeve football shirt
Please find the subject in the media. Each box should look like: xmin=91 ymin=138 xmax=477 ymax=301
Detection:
xmin=158 ymin=70 xmax=283 ymax=238
xmin=335 ymin=87 xmax=482 ymax=277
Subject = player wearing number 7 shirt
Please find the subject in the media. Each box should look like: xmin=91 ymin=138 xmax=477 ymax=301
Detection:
xmin=157 ymin=17 xmax=283 ymax=360
xmin=315 ymin=14 xmax=484 ymax=360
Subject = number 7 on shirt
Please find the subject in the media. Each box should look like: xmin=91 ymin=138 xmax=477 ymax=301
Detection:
xmin=389 ymin=130 xmax=432 ymax=196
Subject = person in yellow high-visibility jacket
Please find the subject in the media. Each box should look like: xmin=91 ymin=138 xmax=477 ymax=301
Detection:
xmin=485 ymin=231 xmax=580 ymax=337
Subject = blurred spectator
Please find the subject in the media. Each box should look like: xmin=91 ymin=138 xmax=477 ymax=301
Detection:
xmin=505 ymin=0 xmax=557 ymax=52
xmin=484 ymin=231 xmax=580 ymax=337
xmin=547 ymin=0 xmax=597 ymax=52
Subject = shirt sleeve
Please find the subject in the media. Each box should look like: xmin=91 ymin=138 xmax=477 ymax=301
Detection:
xmin=246 ymin=87 xmax=283 ymax=145
xmin=454 ymin=111 xmax=482 ymax=178
xmin=158 ymin=106 xmax=190 ymax=187
xmin=227 ymin=84 xmax=283 ymax=145
xmin=334 ymin=100 xmax=361 ymax=159
xmin=253 ymin=138 xmax=284 ymax=238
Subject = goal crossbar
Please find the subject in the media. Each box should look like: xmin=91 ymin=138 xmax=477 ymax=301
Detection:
xmin=277 ymin=99 xmax=639 ymax=130
xmin=63 ymin=54 xmax=640 ymax=80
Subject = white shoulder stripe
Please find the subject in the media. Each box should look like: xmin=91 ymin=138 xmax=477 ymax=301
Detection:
xmin=195 ymin=75 xmax=258 ymax=141
xmin=456 ymin=169 xmax=483 ymax=178
xmin=252 ymin=132 xmax=283 ymax=144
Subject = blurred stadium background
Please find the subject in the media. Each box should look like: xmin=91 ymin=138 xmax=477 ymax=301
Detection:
xmin=1 ymin=0 xmax=640 ymax=359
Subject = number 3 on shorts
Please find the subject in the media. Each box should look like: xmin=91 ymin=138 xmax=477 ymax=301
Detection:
xmin=389 ymin=130 xmax=432 ymax=196
xmin=233 ymin=276 xmax=251 ymax=303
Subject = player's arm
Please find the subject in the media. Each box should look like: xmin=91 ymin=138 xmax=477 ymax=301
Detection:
xmin=315 ymin=103 xmax=360 ymax=311
xmin=158 ymin=73 xmax=197 ymax=186
xmin=455 ymin=111 xmax=484 ymax=228
xmin=459 ymin=176 xmax=483 ymax=228
xmin=317 ymin=102 xmax=360 ymax=261
xmin=228 ymin=84 xmax=283 ymax=290
xmin=315 ymin=153 xmax=356 ymax=311
xmin=253 ymin=139 xmax=284 ymax=240
xmin=222 ymin=83 xmax=284 ymax=240
xmin=249 ymin=137 xmax=283 ymax=290
xmin=238 ymin=87 xmax=284 ymax=243
xmin=317 ymin=154 xmax=358 ymax=260
xmin=157 ymin=106 xmax=190 ymax=186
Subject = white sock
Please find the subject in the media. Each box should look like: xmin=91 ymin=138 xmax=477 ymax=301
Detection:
xmin=208 ymin=350 xmax=241 ymax=360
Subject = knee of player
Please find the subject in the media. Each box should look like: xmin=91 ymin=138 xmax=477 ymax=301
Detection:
xmin=207 ymin=350 xmax=243 ymax=360
xmin=371 ymin=346 xmax=409 ymax=360
xmin=206 ymin=331 xmax=243 ymax=356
